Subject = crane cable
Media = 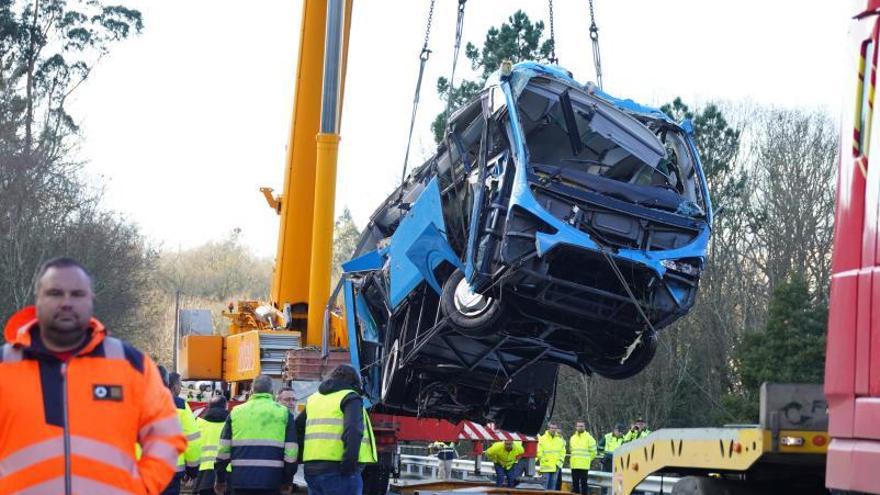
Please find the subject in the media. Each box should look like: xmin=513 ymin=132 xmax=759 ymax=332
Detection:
xmin=588 ymin=0 xmax=604 ymax=89
xmin=399 ymin=0 xmax=436 ymax=191
xmin=443 ymin=0 xmax=468 ymax=123
xmin=547 ymin=0 xmax=558 ymax=65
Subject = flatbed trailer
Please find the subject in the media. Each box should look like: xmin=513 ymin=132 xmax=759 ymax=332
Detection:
xmin=612 ymin=384 xmax=828 ymax=495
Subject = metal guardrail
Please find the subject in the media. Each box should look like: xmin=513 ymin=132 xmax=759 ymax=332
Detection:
xmin=398 ymin=454 xmax=679 ymax=493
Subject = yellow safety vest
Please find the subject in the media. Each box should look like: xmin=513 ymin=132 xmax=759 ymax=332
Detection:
xmin=195 ymin=417 xmax=228 ymax=472
xmin=177 ymin=401 xmax=201 ymax=470
xmin=303 ymin=389 xmax=377 ymax=464
xmin=536 ymin=433 xmax=566 ymax=473
xmin=569 ymin=432 xmax=597 ymax=469
xmin=485 ymin=441 xmax=524 ymax=470
xmin=603 ymin=432 xmax=624 ymax=455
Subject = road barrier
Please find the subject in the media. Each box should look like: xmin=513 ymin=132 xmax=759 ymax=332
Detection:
xmin=398 ymin=454 xmax=678 ymax=493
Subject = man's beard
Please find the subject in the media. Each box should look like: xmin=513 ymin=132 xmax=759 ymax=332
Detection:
xmin=44 ymin=322 xmax=88 ymax=350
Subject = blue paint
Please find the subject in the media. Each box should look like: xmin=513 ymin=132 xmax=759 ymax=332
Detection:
xmin=342 ymin=249 xmax=384 ymax=273
xmin=499 ymin=62 xmax=711 ymax=280
xmin=343 ymin=278 xmax=361 ymax=378
xmin=387 ymin=178 xmax=463 ymax=308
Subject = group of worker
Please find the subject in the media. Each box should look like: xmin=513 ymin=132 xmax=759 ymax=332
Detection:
xmin=536 ymin=419 xmax=651 ymax=493
xmin=455 ymin=419 xmax=649 ymax=493
xmin=0 ymin=257 xmax=377 ymax=495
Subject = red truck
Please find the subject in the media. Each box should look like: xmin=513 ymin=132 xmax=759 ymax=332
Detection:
xmin=825 ymin=1 xmax=880 ymax=493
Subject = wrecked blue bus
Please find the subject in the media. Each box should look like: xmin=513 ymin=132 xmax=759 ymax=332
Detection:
xmin=338 ymin=62 xmax=712 ymax=433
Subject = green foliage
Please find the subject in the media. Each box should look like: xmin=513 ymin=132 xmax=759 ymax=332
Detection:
xmin=0 ymin=0 xmax=143 ymax=156
xmin=724 ymin=276 xmax=827 ymax=422
xmin=331 ymin=208 xmax=361 ymax=288
xmin=660 ymin=98 xmax=745 ymax=207
xmin=739 ymin=275 xmax=827 ymax=388
xmin=432 ymin=10 xmax=553 ymax=143
xmin=157 ymin=229 xmax=272 ymax=303
xmin=0 ymin=1 xmax=145 ymax=348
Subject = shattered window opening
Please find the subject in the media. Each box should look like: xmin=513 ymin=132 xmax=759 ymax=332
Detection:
xmin=517 ymin=79 xmax=704 ymax=217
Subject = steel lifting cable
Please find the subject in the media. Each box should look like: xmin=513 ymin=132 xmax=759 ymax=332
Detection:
xmin=443 ymin=0 xmax=468 ymax=122
xmin=587 ymin=0 xmax=604 ymax=89
xmin=400 ymin=0 xmax=437 ymax=191
xmin=598 ymin=246 xmax=737 ymax=421
xmin=547 ymin=0 xmax=559 ymax=65
xmin=547 ymin=0 xmax=558 ymax=65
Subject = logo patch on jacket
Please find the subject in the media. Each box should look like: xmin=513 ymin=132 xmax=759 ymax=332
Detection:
xmin=93 ymin=384 xmax=123 ymax=401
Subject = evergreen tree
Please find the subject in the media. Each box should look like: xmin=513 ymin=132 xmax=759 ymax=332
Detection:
xmin=331 ymin=208 xmax=361 ymax=288
xmin=432 ymin=10 xmax=553 ymax=143
xmin=726 ymin=275 xmax=827 ymax=421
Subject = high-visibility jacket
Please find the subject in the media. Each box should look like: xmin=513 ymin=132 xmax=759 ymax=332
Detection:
xmin=485 ymin=441 xmax=524 ymax=470
xmin=303 ymin=389 xmax=377 ymax=464
xmin=196 ymin=417 xmax=226 ymax=472
xmin=0 ymin=306 xmax=186 ymax=495
xmin=176 ymin=399 xmax=201 ymax=471
xmin=536 ymin=432 xmax=566 ymax=473
xmin=623 ymin=428 xmax=652 ymax=443
xmin=569 ymin=432 xmax=598 ymax=469
xmin=601 ymin=432 xmax=625 ymax=457
xmin=216 ymin=392 xmax=298 ymax=490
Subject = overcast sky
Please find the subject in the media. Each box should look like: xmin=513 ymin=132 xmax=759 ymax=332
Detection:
xmin=68 ymin=1 xmax=851 ymax=258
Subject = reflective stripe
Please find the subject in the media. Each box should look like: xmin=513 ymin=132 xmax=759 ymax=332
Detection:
xmin=70 ymin=435 xmax=137 ymax=476
xmin=284 ymin=442 xmax=298 ymax=450
xmin=0 ymin=436 xmax=136 ymax=479
xmin=14 ymin=476 xmax=63 ymax=495
xmin=186 ymin=431 xmax=201 ymax=441
xmin=0 ymin=437 xmax=63 ymax=477
xmin=305 ymin=418 xmax=344 ymax=427
xmin=139 ymin=416 xmax=182 ymax=441
xmin=230 ymin=459 xmax=284 ymax=468
xmin=141 ymin=439 xmax=180 ymax=469
xmin=102 ymin=337 xmax=125 ymax=360
xmin=201 ymin=445 xmax=218 ymax=453
xmin=302 ymin=432 xmax=370 ymax=444
xmin=231 ymin=439 xmax=284 ymax=448
xmin=200 ymin=455 xmax=217 ymax=463
xmin=1 ymin=344 xmax=23 ymax=363
xmin=303 ymin=432 xmax=342 ymax=441
xmin=216 ymin=452 xmax=230 ymax=460
xmin=284 ymin=455 xmax=297 ymax=463
xmin=18 ymin=475 xmax=133 ymax=495
xmin=219 ymin=438 xmax=231 ymax=447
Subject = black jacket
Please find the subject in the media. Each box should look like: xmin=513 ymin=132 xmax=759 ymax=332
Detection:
xmin=195 ymin=406 xmax=228 ymax=493
xmin=294 ymin=379 xmax=365 ymax=476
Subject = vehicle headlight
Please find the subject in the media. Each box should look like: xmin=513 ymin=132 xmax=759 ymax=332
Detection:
xmin=661 ymin=259 xmax=700 ymax=276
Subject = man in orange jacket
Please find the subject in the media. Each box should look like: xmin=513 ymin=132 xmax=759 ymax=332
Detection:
xmin=0 ymin=257 xmax=187 ymax=494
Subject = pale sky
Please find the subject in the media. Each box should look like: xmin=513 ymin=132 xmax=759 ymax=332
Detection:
xmin=68 ymin=1 xmax=851 ymax=258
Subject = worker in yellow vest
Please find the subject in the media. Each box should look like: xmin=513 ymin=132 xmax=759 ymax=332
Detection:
xmin=536 ymin=423 xmax=566 ymax=489
xmin=193 ymin=395 xmax=228 ymax=495
xmin=569 ymin=421 xmax=598 ymax=494
xmin=485 ymin=440 xmax=524 ymax=487
xmin=623 ymin=417 xmax=652 ymax=443
xmin=297 ymin=364 xmax=377 ymax=495
xmin=163 ymin=372 xmax=201 ymax=495
xmin=598 ymin=423 xmax=626 ymax=473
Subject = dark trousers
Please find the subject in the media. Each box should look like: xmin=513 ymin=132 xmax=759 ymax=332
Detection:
xmin=161 ymin=472 xmax=183 ymax=495
xmin=571 ymin=468 xmax=589 ymax=494
xmin=493 ymin=463 xmax=518 ymax=487
xmin=555 ymin=468 xmax=563 ymax=490
xmin=305 ymin=471 xmax=363 ymax=495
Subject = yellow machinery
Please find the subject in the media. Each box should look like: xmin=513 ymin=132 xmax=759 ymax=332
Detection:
xmin=611 ymin=384 xmax=829 ymax=495
xmin=179 ymin=0 xmax=353 ymax=389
